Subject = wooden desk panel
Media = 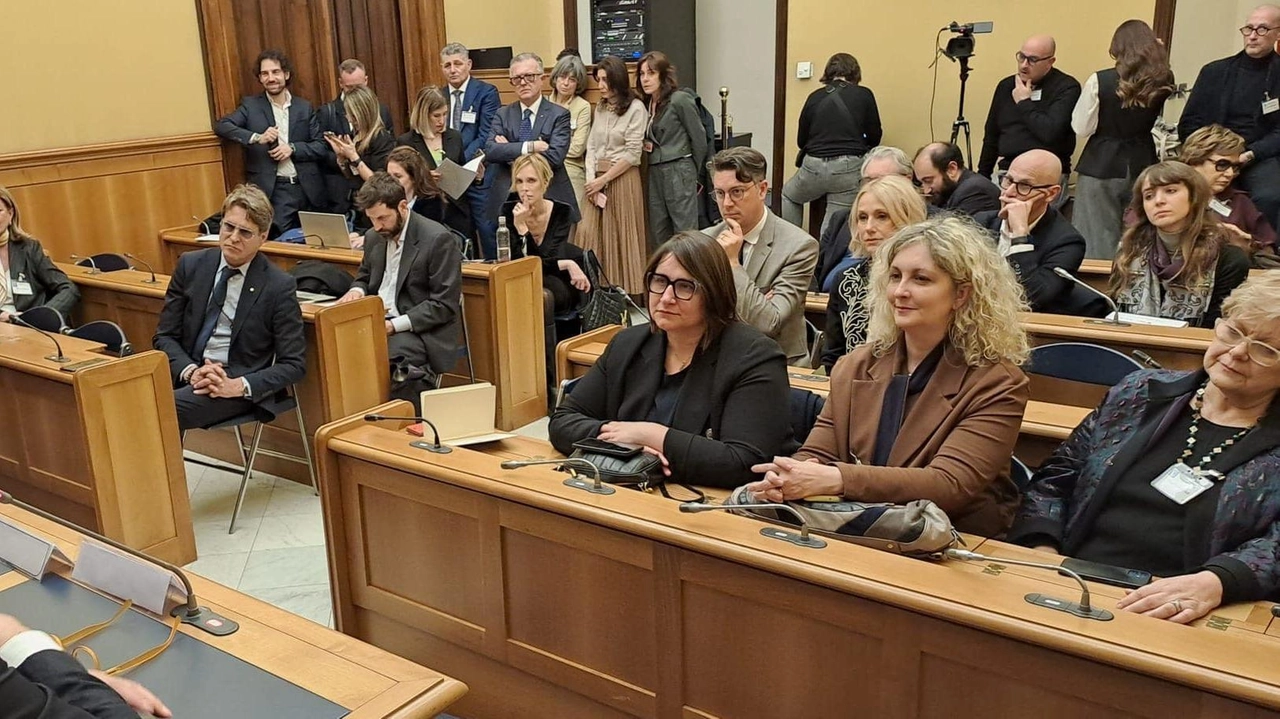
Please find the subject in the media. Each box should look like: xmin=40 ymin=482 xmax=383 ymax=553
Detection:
xmin=1077 ymin=259 xmax=1270 ymax=292
xmin=159 ymin=229 xmax=547 ymax=429
xmin=1023 ymin=312 xmax=1212 ymax=372
xmin=0 ymin=503 xmax=466 ymax=717
xmin=316 ymin=407 xmax=1280 ymax=718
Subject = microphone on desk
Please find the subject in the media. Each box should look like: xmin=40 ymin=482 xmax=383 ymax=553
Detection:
xmin=1131 ymin=350 xmax=1163 ymax=370
xmin=499 ymin=457 xmax=613 ymax=495
xmin=944 ymin=548 xmax=1113 ymax=621
xmin=69 ymin=254 xmax=99 ymax=274
xmin=363 ymin=413 xmax=452 ymax=454
xmin=0 ymin=489 xmax=239 ymax=635
xmin=123 ymin=253 xmax=159 ymax=284
xmin=678 ymin=502 xmax=828 ymax=549
xmin=1052 ymin=268 xmax=1130 ymax=327
xmin=9 ymin=314 xmax=70 ymax=363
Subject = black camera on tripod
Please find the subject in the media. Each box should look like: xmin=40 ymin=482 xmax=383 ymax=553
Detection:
xmin=943 ymin=21 xmax=993 ymax=60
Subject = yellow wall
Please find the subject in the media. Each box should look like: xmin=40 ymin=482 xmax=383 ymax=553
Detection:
xmin=784 ymin=1 xmax=1157 ymax=173
xmin=0 ymin=0 xmax=210 ymax=154
xmin=443 ymin=0 xmax=566 ymax=64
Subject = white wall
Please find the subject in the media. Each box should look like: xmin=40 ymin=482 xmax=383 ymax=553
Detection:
xmin=696 ymin=0 xmax=777 ymax=165
xmin=1165 ymin=0 xmax=1259 ymax=122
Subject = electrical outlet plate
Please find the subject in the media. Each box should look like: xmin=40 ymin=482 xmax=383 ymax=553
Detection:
xmin=796 ymin=61 xmax=812 ymax=79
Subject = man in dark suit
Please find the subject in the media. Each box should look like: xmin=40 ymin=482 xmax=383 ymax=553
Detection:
xmin=913 ymin=142 xmax=1001 ymax=217
xmin=337 ymin=173 xmax=462 ymax=407
xmin=441 ymin=43 xmax=501 ymax=258
xmin=1 ymin=612 xmax=170 ymax=717
xmin=973 ymin=149 xmax=1085 ymax=315
xmin=153 ymin=185 xmax=306 ymax=431
xmin=214 ymin=50 xmax=328 ymax=234
xmin=483 ymin=52 xmax=580 ymax=239
xmin=316 ymin=58 xmax=396 ymax=215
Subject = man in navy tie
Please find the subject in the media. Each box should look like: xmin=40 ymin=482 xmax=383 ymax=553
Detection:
xmin=482 ymin=52 xmax=580 ymax=234
xmin=441 ymin=43 xmax=500 ymax=258
xmin=153 ymin=185 xmax=306 ymax=430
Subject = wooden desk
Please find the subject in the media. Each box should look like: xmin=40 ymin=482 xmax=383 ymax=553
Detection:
xmin=0 ymin=503 xmax=466 ymax=717
xmin=0 ymin=324 xmax=195 ymax=565
xmin=59 ymin=262 xmax=387 ymax=485
xmin=805 ymin=291 xmax=828 ymax=329
xmin=1023 ymin=311 xmax=1212 ymax=373
xmin=1078 ymin=259 xmax=1271 ymax=292
xmin=159 ymin=229 xmax=547 ymax=429
xmin=316 ymin=406 xmax=1280 ymax=718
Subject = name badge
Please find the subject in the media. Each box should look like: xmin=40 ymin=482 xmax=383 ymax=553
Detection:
xmin=1264 ymin=98 xmax=1280 ymax=115
xmin=461 ymin=111 xmax=478 ymax=124
xmin=12 ymin=277 xmax=32 ymax=296
xmin=1209 ymin=198 xmax=1232 ymax=217
xmin=1150 ymin=462 xmax=1215 ymax=505
xmin=1030 ymin=89 xmax=1043 ymax=102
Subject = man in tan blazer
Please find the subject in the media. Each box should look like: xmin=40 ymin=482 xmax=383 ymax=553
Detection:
xmin=704 ymin=147 xmax=818 ymax=363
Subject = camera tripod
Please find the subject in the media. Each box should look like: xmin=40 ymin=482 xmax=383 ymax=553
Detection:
xmin=949 ymin=55 xmax=974 ymax=170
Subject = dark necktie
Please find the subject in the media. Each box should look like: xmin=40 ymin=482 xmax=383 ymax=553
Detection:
xmin=450 ymin=90 xmax=462 ymax=131
xmin=193 ymin=266 xmax=240 ymax=361
xmin=518 ymin=108 xmax=535 ymax=142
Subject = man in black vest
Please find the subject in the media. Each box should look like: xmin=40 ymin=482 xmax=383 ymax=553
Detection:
xmin=1179 ymin=5 xmax=1280 ymax=227
xmin=912 ymin=142 xmax=1001 ymax=217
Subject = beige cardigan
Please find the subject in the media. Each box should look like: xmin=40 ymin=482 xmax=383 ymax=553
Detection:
xmin=585 ymin=98 xmax=647 ymax=180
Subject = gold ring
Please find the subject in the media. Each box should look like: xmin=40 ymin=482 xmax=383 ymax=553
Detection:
xmin=1171 ymin=599 xmax=1184 ymax=613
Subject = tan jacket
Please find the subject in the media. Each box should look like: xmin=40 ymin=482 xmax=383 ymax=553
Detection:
xmin=795 ymin=342 xmax=1029 ymax=537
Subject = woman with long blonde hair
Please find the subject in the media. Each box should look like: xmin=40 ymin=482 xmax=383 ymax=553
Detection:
xmin=749 ymin=216 xmax=1031 ymax=537
xmin=325 ymin=86 xmax=395 ymax=229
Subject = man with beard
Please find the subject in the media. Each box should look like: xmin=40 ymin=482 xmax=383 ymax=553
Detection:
xmin=337 ymin=173 xmax=462 ymax=407
xmin=912 ymin=142 xmax=1001 ymax=217
xmin=215 ymin=50 xmax=327 ymax=234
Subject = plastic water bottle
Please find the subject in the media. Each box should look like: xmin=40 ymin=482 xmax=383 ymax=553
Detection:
xmin=495 ymin=216 xmax=512 ymax=263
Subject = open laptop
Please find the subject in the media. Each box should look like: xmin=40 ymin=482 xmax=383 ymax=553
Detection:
xmin=298 ymin=211 xmax=353 ymax=250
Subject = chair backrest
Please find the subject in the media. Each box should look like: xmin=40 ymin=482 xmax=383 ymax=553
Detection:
xmin=69 ymin=320 xmax=132 ymax=356
xmin=449 ymin=229 xmax=472 ymax=259
xmin=89 ymin=253 xmax=131 ymax=272
xmin=788 ymin=387 xmax=826 ymax=445
xmin=1010 ymin=456 xmax=1033 ymax=492
xmin=1028 ymin=342 xmax=1144 ymax=387
xmin=556 ymin=377 xmax=581 ymax=408
xmin=19 ymin=305 xmax=66 ymax=333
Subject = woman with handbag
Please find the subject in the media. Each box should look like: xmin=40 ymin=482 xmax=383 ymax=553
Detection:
xmin=549 ymin=231 xmax=792 ymax=488
xmin=748 ymin=216 xmax=1031 ymax=537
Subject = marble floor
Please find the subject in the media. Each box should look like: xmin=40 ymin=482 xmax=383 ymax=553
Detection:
xmin=180 ymin=415 xmax=552 ymax=630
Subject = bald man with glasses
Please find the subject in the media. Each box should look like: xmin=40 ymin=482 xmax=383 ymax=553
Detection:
xmin=1179 ymin=5 xmax=1280 ymax=228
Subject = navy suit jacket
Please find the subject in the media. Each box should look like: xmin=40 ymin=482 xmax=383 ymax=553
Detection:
xmin=1 ymin=650 xmax=137 ymax=718
xmin=483 ymin=100 xmax=580 ymax=223
xmin=214 ymin=93 xmax=328 ymax=207
xmin=452 ymin=78 xmax=501 ymax=166
xmin=153 ymin=248 xmax=306 ymax=412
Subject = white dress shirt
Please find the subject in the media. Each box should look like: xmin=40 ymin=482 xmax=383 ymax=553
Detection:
xmin=181 ymin=255 xmax=253 ymax=396
xmin=0 ymin=629 xmax=61 ymax=668
xmin=250 ymin=91 xmax=297 ymax=178
xmin=353 ymin=220 xmax=414 ymax=334
xmin=449 ymin=78 xmax=471 ymax=131
xmin=1071 ymin=72 xmax=1101 ymax=140
xmin=739 ymin=212 xmax=768 ymax=268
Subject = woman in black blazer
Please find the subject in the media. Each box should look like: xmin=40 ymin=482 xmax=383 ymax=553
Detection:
xmin=0 ymin=187 xmax=79 ymax=323
xmin=397 ymin=86 xmax=473 ymax=240
xmin=549 ymin=231 xmax=792 ymax=488
xmin=386 ymin=146 xmax=474 ymax=243
xmin=324 ymin=86 xmax=395 ymax=232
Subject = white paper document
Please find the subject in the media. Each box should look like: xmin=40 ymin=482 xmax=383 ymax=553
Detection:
xmin=436 ymin=158 xmax=479 ymax=200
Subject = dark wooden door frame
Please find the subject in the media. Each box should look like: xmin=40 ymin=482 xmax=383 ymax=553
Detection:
xmin=1154 ymin=0 xmax=1177 ymax=53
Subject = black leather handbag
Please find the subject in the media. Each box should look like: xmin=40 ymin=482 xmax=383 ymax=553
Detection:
xmin=579 ymin=250 xmax=632 ymax=332
xmin=568 ymin=449 xmax=705 ymax=502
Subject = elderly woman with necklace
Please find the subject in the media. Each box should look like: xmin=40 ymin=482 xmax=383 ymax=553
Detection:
xmin=1011 ymin=274 xmax=1280 ymax=622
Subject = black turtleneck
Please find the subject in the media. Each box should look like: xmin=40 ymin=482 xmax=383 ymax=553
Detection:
xmin=1226 ymin=53 xmax=1273 ymax=142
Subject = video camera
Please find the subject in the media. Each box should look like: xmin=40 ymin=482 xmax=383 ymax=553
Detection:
xmin=942 ymin=21 xmax=993 ymax=61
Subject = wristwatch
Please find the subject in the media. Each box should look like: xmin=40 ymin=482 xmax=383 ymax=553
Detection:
xmin=241 ymin=380 xmax=251 ymax=398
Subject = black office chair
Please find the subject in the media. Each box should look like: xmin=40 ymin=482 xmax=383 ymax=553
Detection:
xmin=789 ymin=387 xmax=826 ymax=446
xmin=1028 ymin=342 xmax=1145 ymax=388
xmin=17 ymin=305 xmax=67 ymax=333
xmin=75 ymin=253 xmax=131 ymax=272
xmin=68 ymin=320 xmax=133 ymax=357
xmin=555 ymin=376 xmax=581 ymax=408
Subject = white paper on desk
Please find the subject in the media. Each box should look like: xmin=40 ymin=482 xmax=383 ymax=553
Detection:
xmin=436 ymin=158 xmax=478 ymax=200
xmin=196 ymin=234 xmax=220 ymax=242
xmin=1107 ymin=311 xmax=1189 ymax=328
xmin=0 ymin=516 xmax=69 ymax=579
xmin=71 ymin=539 xmax=184 ymax=615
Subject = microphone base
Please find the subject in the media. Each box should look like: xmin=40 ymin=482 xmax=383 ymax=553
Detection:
xmin=409 ymin=440 xmax=453 ymax=454
xmin=1025 ymin=593 xmax=1113 ymax=621
xmin=45 ymin=354 xmax=72 ymax=364
xmin=563 ymin=477 xmax=616 ymax=495
xmin=1083 ymin=319 xmax=1131 ymax=328
xmin=174 ymin=605 xmax=240 ymax=635
xmin=759 ymin=526 xmax=827 ymax=549
xmin=140 ymin=278 xmax=160 ymax=285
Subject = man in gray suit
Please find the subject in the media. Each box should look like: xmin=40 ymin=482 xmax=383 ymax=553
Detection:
xmin=337 ymin=173 xmax=463 ymax=407
xmin=704 ymin=147 xmax=818 ymax=363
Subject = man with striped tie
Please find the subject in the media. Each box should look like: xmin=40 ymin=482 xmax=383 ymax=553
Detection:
xmin=482 ymin=52 xmax=581 ymax=235
xmin=153 ymin=185 xmax=306 ymax=430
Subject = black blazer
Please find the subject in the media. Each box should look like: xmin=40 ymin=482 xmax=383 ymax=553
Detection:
xmin=2 ymin=650 xmax=137 ymax=718
xmin=153 ymin=248 xmax=306 ymax=412
xmin=352 ymin=213 xmax=463 ymax=372
xmin=399 ymin=129 xmax=474 ymax=238
xmin=1179 ymin=51 xmax=1280 ymax=161
xmin=973 ymin=207 xmax=1086 ymax=314
xmin=811 ymin=208 xmax=852 ymax=293
xmin=549 ymin=322 xmax=792 ymax=488
xmin=943 ymin=169 xmax=1001 ymax=217
xmin=503 ymin=200 xmax=582 ymax=276
xmin=397 ymin=129 xmax=465 ymax=169
xmin=5 ymin=237 xmax=79 ymax=316
xmin=214 ymin=93 xmax=328 ymax=207
xmin=483 ymin=101 xmax=580 ymax=223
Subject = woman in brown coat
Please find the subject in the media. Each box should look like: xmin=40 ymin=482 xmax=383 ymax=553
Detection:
xmin=749 ymin=216 xmax=1031 ymax=536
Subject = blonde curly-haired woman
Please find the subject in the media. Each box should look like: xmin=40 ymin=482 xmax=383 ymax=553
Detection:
xmin=749 ymin=215 xmax=1032 ymax=537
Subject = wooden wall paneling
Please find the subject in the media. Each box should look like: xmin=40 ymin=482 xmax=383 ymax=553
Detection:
xmin=399 ymin=0 xmax=448 ymax=106
xmin=196 ymin=0 xmax=244 ymax=118
xmin=1154 ymin=0 xmax=1177 ymax=52
xmin=333 ymin=0 xmax=411 ymax=133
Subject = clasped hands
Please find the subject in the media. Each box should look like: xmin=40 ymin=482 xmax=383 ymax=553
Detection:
xmin=747 ymin=456 xmax=843 ymax=501
xmin=189 ymin=360 xmax=245 ymax=398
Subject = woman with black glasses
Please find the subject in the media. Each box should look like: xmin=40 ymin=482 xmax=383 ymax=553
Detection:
xmin=549 ymin=231 xmax=792 ymax=488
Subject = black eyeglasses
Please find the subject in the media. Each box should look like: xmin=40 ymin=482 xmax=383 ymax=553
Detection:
xmin=1241 ymin=24 xmax=1277 ymax=36
xmin=1211 ymin=159 xmax=1245 ymax=173
xmin=1015 ymin=52 xmax=1054 ymax=65
xmin=646 ymin=272 xmax=699 ymax=301
xmin=997 ymin=173 xmax=1057 ymax=197
xmin=509 ymin=73 xmax=543 ymax=86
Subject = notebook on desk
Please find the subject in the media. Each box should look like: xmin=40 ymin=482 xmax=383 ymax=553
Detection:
xmin=416 ymin=382 xmax=515 ymax=446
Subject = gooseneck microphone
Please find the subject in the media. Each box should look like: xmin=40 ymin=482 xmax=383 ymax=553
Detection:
xmin=363 ymin=413 xmax=452 ymax=454
xmin=123 ymin=253 xmax=160 ymax=284
xmin=0 ymin=489 xmax=239 ymax=635
xmin=70 ymin=254 xmax=99 ymax=274
xmin=1052 ymin=267 xmax=1129 ymax=327
xmin=944 ymin=548 xmax=1113 ymax=621
xmin=10 ymin=314 xmax=69 ymax=363
xmin=679 ymin=502 xmax=828 ymax=549
xmin=500 ymin=457 xmax=613 ymax=495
